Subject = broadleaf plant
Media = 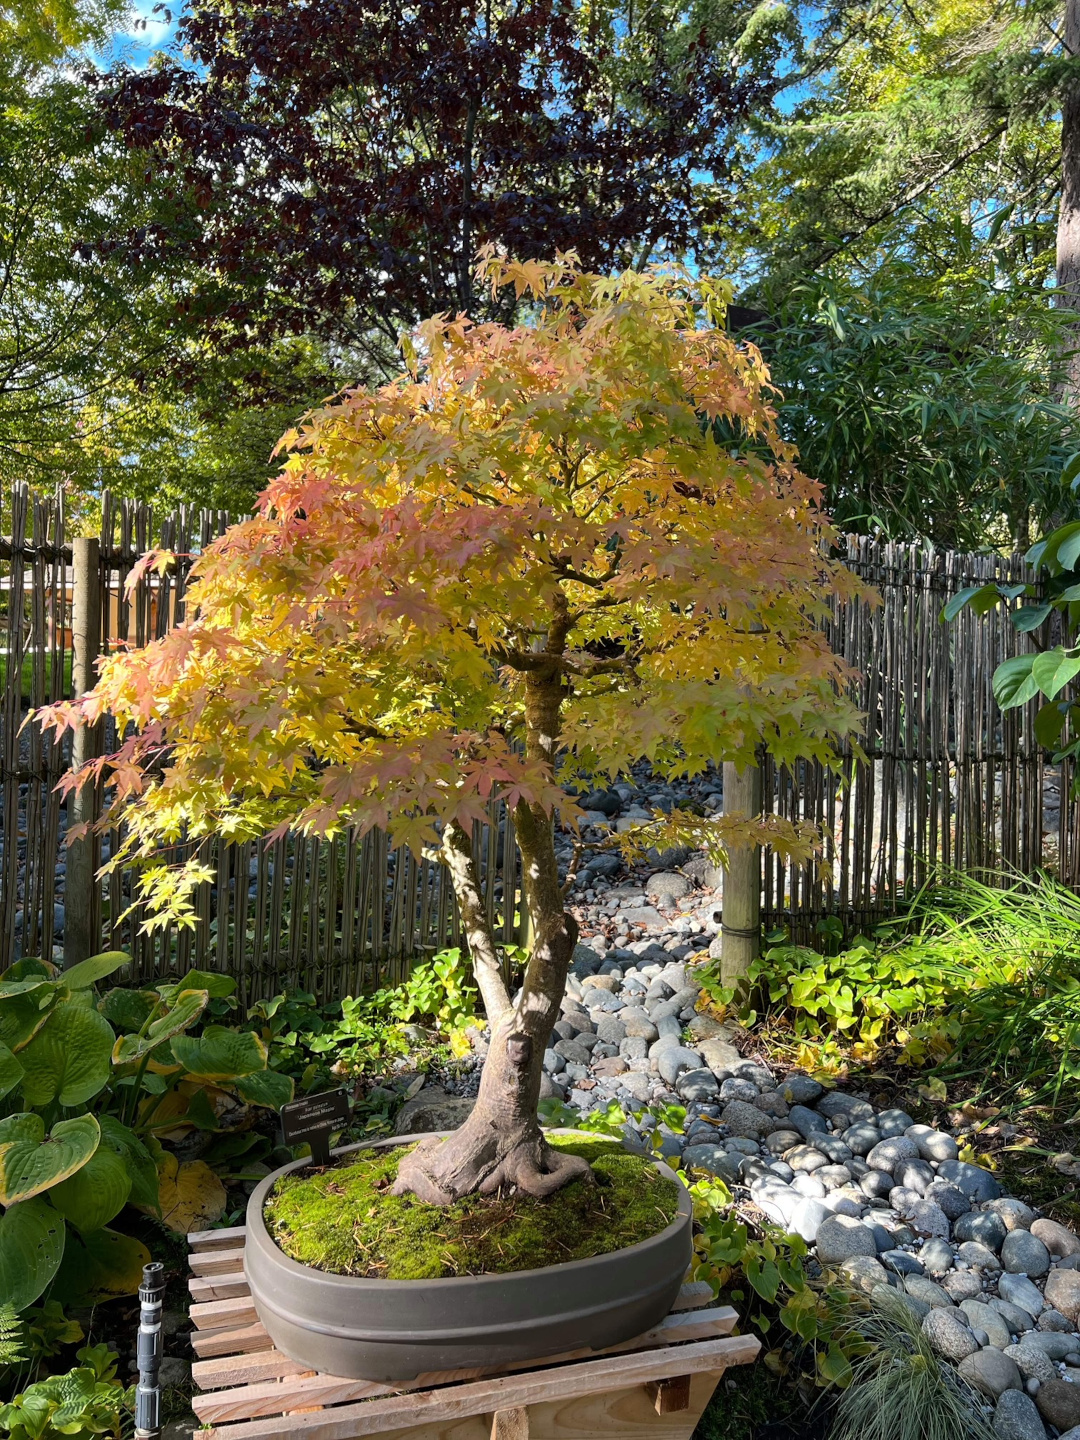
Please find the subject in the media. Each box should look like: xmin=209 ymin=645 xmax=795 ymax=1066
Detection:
xmin=41 ymin=255 xmax=866 ymax=1203
xmin=0 ymin=953 xmax=294 ymax=1311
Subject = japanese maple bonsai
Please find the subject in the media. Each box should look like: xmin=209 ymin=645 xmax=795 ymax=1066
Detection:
xmin=45 ymin=254 xmax=859 ymax=1207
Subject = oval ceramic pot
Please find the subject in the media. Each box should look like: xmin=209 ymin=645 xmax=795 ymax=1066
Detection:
xmin=245 ymin=1131 xmax=694 ymax=1382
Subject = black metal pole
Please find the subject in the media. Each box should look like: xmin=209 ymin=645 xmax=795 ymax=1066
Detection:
xmin=135 ymin=1261 xmax=166 ymax=1440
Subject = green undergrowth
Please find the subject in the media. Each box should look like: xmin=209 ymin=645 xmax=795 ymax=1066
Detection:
xmin=264 ymin=1135 xmax=679 ymax=1281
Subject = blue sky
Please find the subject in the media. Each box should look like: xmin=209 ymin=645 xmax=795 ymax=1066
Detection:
xmin=96 ymin=0 xmax=179 ymax=67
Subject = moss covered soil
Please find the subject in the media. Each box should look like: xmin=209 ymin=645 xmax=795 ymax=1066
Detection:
xmin=264 ymin=1134 xmax=680 ymax=1281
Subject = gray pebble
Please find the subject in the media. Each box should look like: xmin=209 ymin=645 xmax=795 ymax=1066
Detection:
xmin=1001 ymin=1229 xmax=1051 ymax=1279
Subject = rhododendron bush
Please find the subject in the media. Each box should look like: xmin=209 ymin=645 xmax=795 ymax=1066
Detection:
xmin=42 ymin=254 xmax=863 ymax=1202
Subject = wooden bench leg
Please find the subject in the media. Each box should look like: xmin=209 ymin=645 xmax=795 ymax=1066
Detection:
xmin=491 ymin=1405 xmax=530 ymax=1440
xmin=646 ymin=1375 xmax=693 ymax=1414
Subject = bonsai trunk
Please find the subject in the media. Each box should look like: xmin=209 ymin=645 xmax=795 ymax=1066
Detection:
xmin=393 ymin=667 xmax=591 ymax=1204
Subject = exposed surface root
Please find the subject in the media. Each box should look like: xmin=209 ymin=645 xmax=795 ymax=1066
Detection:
xmin=392 ymin=1128 xmax=593 ymax=1205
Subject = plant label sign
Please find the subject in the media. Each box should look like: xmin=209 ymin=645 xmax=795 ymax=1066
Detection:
xmin=280 ymin=1089 xmax=351 ymax=1166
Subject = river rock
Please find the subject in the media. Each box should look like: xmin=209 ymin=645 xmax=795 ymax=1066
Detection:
xmin=961 ymin=1300 xmax=1013 ymax=1351
xmin=942 ymin=1270 xmax=983 ymax=1301
xmin=818 ymin=1092 xmax=874 ymax=1122
xmin=993 ymin=1389 xmax=1052 ymax=1439
xmin=920 ymin=1238 xmax=955 ymax=1275
xmin=860 ymin=1170 xmax=893 ymax=1200
xmin=840 ymin=1255 xmax=889 ymax=1295
xmin=906 ymin=1123 xmax=960 ymax=1163
xmin=657 ymin=1046 xmax=704 ymax=1083
xmin=843 ymin=1121 xmax=882 ymax=1156
xmin=811 ymin=1134 xmax=854 ymax=1165
xmin=881 ymin=1249 xmax=924 ymax=1277
xmin=958 ymin=1240 xmax=1002 ymax=1271
xmin=1001 ymin=1229 xmax=1051 ymax=1279
xmin=786 ymin=1144 xmax=829 ymax=1173
xmin=1003 ymin=1342 xmax=1057 ymax=1384
xmin=877 ymin=1108 xmax=916 ymax=1138
xmin=955 ymin=1211 xmax=1007 ymax=1250
xmin=999 ymin=1273 xmax=1046 ymax=1321
xmin=720 ymin=1100 xmax=776 ymax=1138
xmin=990 ymin=1198 xmax=1037 ymax=1233
xmin=677 ymin=1068 xmax=720 ymax=1101
xmin=925 ymin=1180 xmax=971 ymax=1220
xmin=683 ymin=1144 xmax=741 ymax=1183
xmin=923 ymin=1307 xmax=978 ymax=1362
xmin=1045 ymin=1268 xmax=1080 ymax=1322
xmin=815 ymin=1214 xmax=879 ymax=1265
xmin=894 ymin=1158 xmax=936 ymax=1194
xmin=620 ymin=1008 xmax=660 ymax=1041
xmin=780 ymin=1074 xmax=824 ymax=1106
xmin=1036 ymin=1376 xmax=1080 ymax=1432
xmin=872 ymin=1283 xmax=929 ymax=1321
xmin=1024 ymin=1332 xmax=1080 ymax=1361
xmin=787 ymin=1104 xmax=828 ymax=1139
xmin=937 ymin=1159 xmax=1002 ymax=1202
xmin=959 ymin=1348 xmax=1023 ymax=1401
xmin=698 ymin=1037 xmax=740 ymax=1073
xmin=866 ymin=1137 xmax=921 ymax=1174
xmin=900 ymin=1199 xmax=951 ymax=1240
xmin=990 ymin=1297 xmax=1036 ymax=1337
xmin=1032 ymin=1217 xmax=1080 ymax=1258
xmin=904 ymin=1275 xmax=955 ymax=1309
xmin=394 ymin=1089 xmax=476 ymax=1134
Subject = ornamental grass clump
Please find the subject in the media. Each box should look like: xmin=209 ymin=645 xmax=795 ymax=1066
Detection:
xmin=41 ymin=253 xmax=865 ymax=1207
xmin=829 ymin=1291 xmax=993 ymax=1440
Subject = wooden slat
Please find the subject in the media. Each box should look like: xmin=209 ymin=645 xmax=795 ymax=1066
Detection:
xmin=191 ymin=1225 xmax=249 ymax=1251
xmin=191 ymin=1324 xmax=273 ymax=1360
xmin=191 ymin=1296 xmax=259 ymax=1332
xmin=201 ymin=1335 xmax=761 ymax=1440
xmin=191 ymin=1305 xmax=739 ymax=1415
xmin=190 ymin=1272 xmax=250 ymax=1302
xmin=190 ymin=1247 xmax=247 ymax=1277
xmin=671 ymin=1282 xmax=711 ymax=1312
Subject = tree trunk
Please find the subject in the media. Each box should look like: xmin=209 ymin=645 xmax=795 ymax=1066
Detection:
xmin=393 ymin=667 xmax=591 ymax=1204
xmin=1058 ymin=0 xmax=1080 ymax=412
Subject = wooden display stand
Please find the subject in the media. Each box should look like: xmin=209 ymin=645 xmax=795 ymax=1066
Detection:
xmin=186 ymin=1226 xmax=760 ymax=1440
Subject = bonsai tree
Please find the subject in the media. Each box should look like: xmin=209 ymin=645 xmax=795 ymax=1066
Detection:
xmin=43 ymin=255 xmax=862 ymax=1204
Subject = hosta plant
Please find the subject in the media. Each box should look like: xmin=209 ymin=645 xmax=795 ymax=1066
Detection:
xmin=42 ymin=254 xmax=865 ymax=1204
xmin=0 ymin=952 xmax=293 ymax=1311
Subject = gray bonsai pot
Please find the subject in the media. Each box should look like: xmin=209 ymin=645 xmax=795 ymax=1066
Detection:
xmin=244 ymin=1131 xmax=694 ymax=1381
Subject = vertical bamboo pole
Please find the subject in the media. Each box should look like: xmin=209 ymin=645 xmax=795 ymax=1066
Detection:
xmin=65 ymin=537 xmax=100 ymax=967
xmin=720 ymin=760 xmax=761 ymax=989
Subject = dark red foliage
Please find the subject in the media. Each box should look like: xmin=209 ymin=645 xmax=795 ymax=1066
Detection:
xmin=101 ymin=0 xmax=769 ymax=359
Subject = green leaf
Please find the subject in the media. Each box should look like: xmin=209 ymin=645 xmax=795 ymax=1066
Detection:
xmin=50 ymin=1226 xmax=150 ymax=1306
xmin=1032 ymin=649 xmax=1080 ymax=700
xmin=172 ymin=1026 xmax=267 ymax=1081
xmin=942 ymin=584 xmax=997 ymax=622
xmin=159 ymin=969 xmax=236 ymax=1001
xmin=96 ymin=1117 xmax=159 ymax=1212
xmin=0 ymin=1114 xmax=100 ymax=1204
xmin=0 ymin=986 xmax=57 ymax=1053
xmin=1035 ymin=702 xmax=1067 ymax=750
xmin=0 ymin=1197 xmax=66 ymax=1310
xmin=50 ymin=1145 xmax=132 ymax=1232
xmin=1012 ymin=604 xmax=1052 ymax=633
xmin=232 ymin=1068 xmax=294 ymax=1109
xmin=1059 ymin=528 xmax=1080 ymax=573
xmin=18 ymin=1000 xmax=115 ymax=1106
xmin=98 ymin=987 xmax=153 ymax=1032
xmin=818 ymin=1342 xmax=853 ymax=1388
xmin=112 ymin=988 xmax=208 ymax=1064
xmin=0 ymin=1040 xmax=23 ymax=1102
xmin=59 ymin=952 xmax=130 ymax=991
xmin=993 ymin=654 xmax=1039 ymax=710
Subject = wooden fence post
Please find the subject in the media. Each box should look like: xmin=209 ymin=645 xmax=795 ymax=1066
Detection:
xmin=720 ymin=761 xmax=761 ymax=991
xmin=65 ymin=537 xmax=101 ymax=968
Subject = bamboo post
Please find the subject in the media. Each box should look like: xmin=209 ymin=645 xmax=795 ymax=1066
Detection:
xmin=65 ymin=537 xmax=101 ymax=967
xmin=720 ymin=761 xmax=761 ymax=990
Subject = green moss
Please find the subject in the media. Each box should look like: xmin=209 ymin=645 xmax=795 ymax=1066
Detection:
xmin=264 ymin=1135 xmax=680 ymax=1280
